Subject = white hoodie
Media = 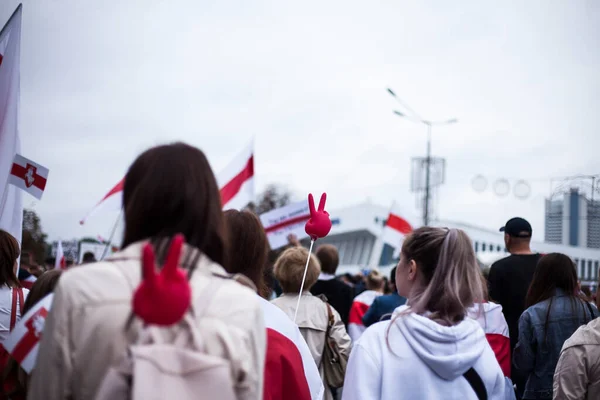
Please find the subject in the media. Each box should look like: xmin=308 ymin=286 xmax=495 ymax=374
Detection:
xmin=342 ymin=305 xmax=507 ymax=400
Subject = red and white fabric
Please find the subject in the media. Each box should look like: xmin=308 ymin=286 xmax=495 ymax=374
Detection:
xmin=348 ymin=290 xmax=382 ymax=343
xmin=81 ymin=141 xmax=255 ymax=224
xmin=468 ymin=302 xmax=511 ymax=377
xmin=54 ymin=240 xmax=66 ymax=270
xmin=260 ymin=200 xmax=310 ymax=250
xmin=0 ymin=5 xmax=23 ymax=245
xmin=20 ymin=274 xmax=36 ymax=289
xmin=0 ymin=286 xmax=29 ymax=342
xmin=1 ymin=293 xmax=53 ymax=373
xmin=217 ymin=141 xmax=254 ymax=211
xmin=381 ymin=203 xmax=415 ymax=250
xmin=8 ymin=154 xmax=49 ymax=200
xmin=260 ymin=297 xmax=324 ymax=400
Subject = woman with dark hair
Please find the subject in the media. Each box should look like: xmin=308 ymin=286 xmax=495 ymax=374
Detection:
xmin=29 ymin=143 xmax=266 ymax=400
xmin=2 ymin=269 xmax=62 ymax=399
xmin=0 ymin=230 xmax=28 ymax=342
xmin=342 ymin=227 xmax=507 ymax=400
xmin=223 ymin=210 xmax=323 ymax=400
xmin=513 ymin=253 xmax=598 ymax=399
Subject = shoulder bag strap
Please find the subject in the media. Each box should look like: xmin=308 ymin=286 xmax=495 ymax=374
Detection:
xmin=463 ymin=368 xmax=487 ymax=400
xmin=16 ymin=288 xmax=24 ymax=315
xmin=9 ymin=287 xmax=18 ymax=331
xmin=585 ymin=301 xmax=595 ymax=321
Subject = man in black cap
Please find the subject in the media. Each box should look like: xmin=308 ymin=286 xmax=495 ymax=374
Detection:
xmin=488 ymin=217 xmax=542 ymax=398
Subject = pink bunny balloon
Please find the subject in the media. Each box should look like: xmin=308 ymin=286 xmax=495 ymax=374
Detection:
xmin=305 ymin=193 xmax=332 ymax=240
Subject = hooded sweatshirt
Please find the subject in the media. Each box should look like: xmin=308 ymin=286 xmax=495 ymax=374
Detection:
xmin=342 ymin=305 xmax=507 ymax=400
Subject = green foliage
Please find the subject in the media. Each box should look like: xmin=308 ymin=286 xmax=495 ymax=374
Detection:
xmin=247 ymin=184 xmax=293 ymax=214
xmin=21 ymin=209 xmax=48 ymax=264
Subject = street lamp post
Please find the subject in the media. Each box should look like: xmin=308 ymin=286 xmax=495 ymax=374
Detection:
xmin=387 ymin=88 xmax=457 ymax=226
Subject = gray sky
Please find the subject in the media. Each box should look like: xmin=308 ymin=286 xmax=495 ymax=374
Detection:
xmin=2 ymin=0 xmax=599 ymax=243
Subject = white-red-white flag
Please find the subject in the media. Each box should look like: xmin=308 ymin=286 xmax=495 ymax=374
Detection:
xmin=260 ymin=297 xmax=324 ymax=400
xmin=260 ymin=200 xmax=310 ymax=250
xmin=8 ymin=154 xmax=49 ymax=200
xmin=0 ymin=5 xmax=23 ymax=243
xmin=217 ymin=141 xmax=254 ymax=210
xmin=54 ymin=240 xmax=65 ymax=270
xmin=381 ymin=204 xmax=416 ymax=249
xmin=79 ymin=178 xmax=123 ymax=225
xmin=80 ymin=142 xmax=255 ymax=223
xmin=1 ymin=293 xmax=54 ymax=373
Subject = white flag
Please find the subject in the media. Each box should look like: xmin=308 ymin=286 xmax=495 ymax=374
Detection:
xmin=2 ymin=293 xmax=54 ymax=374
xmin=54 ymin=240 xmax=66 ymax=269
xmin=0 ymin=5 xmax=23 ymax=243
xmin=217 ymin=140 xmax=254 ymax=211
xmin=8 ymin=154 xmax=49 ymax=200
xmin=260 ymin=200 xmax=310 ymax=250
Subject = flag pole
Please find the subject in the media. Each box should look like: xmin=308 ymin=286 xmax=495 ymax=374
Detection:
xmin=293 ymin=239 xmax=315 ymax=323
xmin=101 ymin=209 xmax=122 ymax=260
xmin=0 ymin=4 xmax=22 ymax=39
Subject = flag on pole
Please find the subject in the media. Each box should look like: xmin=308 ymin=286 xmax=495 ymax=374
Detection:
xmin=381 ymin=204 xmax=415 ymax=249
xmin=79 ymin=178 xmax=123 ymax=224
xmin=0 ymin=5 xmax=23 ymax=244
xmin=260 ymin=297 xmax=324 ymax=400
xmin=80 ymin=141 xmax=255 ymax=223
xmin=259 ymin=200 xmax=310 ymax=250
xmin=8 ymin=154 xmax=49 ymax=200
xmin=1 ymin=293 xmax=54 ymax=374
xmin=217 ymin=140 xmax=254 ymax=210
xmin=54 ymin=240 xmax=65 ymax=270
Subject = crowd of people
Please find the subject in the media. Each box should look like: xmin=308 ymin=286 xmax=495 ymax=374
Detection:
xmin=0 ymin=141 xmax=599 ymax=399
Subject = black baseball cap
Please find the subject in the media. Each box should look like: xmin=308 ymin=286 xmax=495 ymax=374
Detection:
xmin=499 ymin=217 xmax=532 ymax=238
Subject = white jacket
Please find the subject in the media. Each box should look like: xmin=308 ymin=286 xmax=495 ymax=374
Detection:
xmin=28 ymin=241 xmax=266 ymax=400
xmin=342 ymin=305 xmax=507 ymax=400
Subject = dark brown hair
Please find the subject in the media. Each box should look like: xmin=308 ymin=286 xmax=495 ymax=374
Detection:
xmin=0 ymin=230 xmax=21 ymax=288
xmin=316 ymin=244 xmax=339 ymax=275
xmin=22 ymin=269 xmax=62 ymax=313
xmin=121 ymin=142 xmax=228 ymax=269
xmin=525 ymin=253 xmax=593 ymax=344
xmin=525 ymin=253 xmax=582 ymax=308
xmin=223 ymin=210 xmax=269 ymax=298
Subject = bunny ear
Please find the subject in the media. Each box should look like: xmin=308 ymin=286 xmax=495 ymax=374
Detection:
xmin=308 ymin=193 xmax=316 ymax=216
xmin=142 ymin=243 xmax=157 ymax=283
xmin=162 ymin=234 xmax=185 ymax=278
xmin=318 ymin=193 xmax=327 ymax=212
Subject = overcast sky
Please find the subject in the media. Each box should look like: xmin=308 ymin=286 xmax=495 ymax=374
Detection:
xmin=2 ymin=0 xmax=599 ymax=244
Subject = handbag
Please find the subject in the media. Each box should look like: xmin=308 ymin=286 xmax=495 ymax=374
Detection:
xmin=321 ymin=302 xmax=347 ymax=389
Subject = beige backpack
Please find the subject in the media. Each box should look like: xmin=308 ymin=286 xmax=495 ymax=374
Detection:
xmin=95 ymin=237 xmax=239 ymax=400
xmin=94 ymin=292 xmax=236 ymax=400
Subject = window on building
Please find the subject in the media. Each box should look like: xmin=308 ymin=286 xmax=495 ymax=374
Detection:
xmin=474 ymin=241 xmax=479 ymax=252
xmin=482 ymin=243 xmax=486 ymax=252
xmin=496 ymin=245 xmax=501 ymax=252
xmin=588 ymin=260 xmax=593 ymax=282
xmin=575 ymin=258 xmax=580 ymax=278
xmin=595 ymin=261 xmax=599 ymax=281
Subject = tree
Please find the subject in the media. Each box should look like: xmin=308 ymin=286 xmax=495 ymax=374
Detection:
xmin=22 ymin=209 xmax=48 ymax=264
xmin=248 ymin=184 xmax=293 ymax=214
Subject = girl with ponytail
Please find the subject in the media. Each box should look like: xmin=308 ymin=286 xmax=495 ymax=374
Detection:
xmin=342 ymin=227 xmax=508 ymax=400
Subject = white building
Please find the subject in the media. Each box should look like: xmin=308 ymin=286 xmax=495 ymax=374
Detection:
xmin=300 ymin=201 xmax=600 ymax=288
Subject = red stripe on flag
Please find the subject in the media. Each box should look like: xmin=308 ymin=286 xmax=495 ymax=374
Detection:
xmin=11 ymin=307 xmax=48 ymax=364
xmin=100 ymin=179 xmax=124 ymax=203
xmin=264 ymin=214 xmax=310 ymax=234
xmin=0 ymin=53 xmax=3 ymax=66
xmin=348 ymin=301 xmax=370 ymax=325
xmin=264 ymin=328 xmax=311 ymax=400
xmin=220 ymin=155 xmax=254 ymax=206
xmin=10 ymin=163 xmax=47 ymax=191
xmin=386 ymin=213 xmax=413 ymax=235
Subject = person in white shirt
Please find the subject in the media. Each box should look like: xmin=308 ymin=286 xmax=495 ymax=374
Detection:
xmin=0 ymin=230 xmax=30 ymax=342
xmin=343 ymin=227 xmax=507 ymax=400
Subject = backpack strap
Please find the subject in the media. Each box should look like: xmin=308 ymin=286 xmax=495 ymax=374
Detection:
xmin=463 ymin=368 xmax=487 ymax=400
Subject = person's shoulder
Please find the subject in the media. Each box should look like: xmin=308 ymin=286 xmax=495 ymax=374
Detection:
xmin=490 ymin=255 xmax=512 ymax=269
